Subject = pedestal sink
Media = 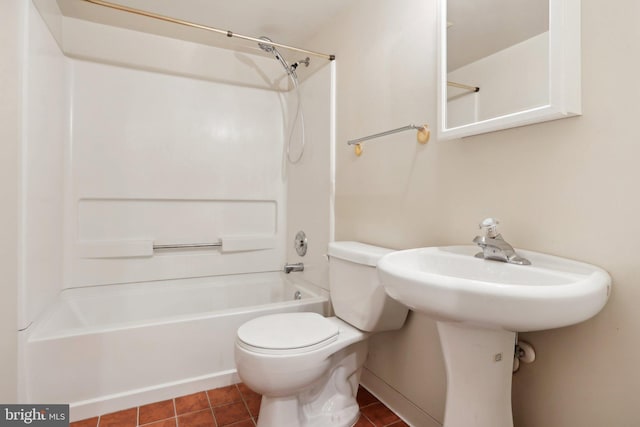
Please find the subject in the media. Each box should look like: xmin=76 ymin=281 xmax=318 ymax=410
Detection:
xmin=377 ymin=245 xmax=611 ymax=427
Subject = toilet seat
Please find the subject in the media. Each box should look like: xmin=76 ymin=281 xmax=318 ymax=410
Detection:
xmin=237 ymin=312 xmax=339 ymax=355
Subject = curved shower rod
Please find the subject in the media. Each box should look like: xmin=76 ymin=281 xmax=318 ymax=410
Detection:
xmin=81 ymin=0 xmax=336 ymax=61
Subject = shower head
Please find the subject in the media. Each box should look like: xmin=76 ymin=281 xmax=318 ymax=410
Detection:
xmin=258 ymin=36 xmax=297 ymax=78
xmin=258 ymin=36 xmax=276 ymax=54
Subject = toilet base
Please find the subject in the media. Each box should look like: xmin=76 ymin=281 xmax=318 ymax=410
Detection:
xmin=255 ymin=340 xmax=367 ymax=427
xmin=256 ymin=394 xmax=359 ymax=427
xmin=299 ymin=363 xmax=361 ymax=427
xmin=255 ymin=395 xmax=299 ymax=427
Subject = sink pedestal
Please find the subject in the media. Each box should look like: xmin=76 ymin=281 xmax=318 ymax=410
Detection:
xmin=437 ymin=322 xmax=516 ymax=427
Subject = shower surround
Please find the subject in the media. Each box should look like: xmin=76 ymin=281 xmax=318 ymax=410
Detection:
xmin=19 ymin=1 xmax=334 ymax=419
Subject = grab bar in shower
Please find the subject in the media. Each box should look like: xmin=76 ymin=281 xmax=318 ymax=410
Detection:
xmin=78 ymin=236 xmax=276 ymax=258
xmin=153 ymin=242 xmax=222 ymax=250
xmin=347 ymin=124 xmax=430 ymax=157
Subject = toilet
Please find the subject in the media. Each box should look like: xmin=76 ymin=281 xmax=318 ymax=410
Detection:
xmin=234 ymin=241 xmax=409 ymax=427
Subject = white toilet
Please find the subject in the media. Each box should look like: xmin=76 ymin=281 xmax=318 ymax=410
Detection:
xmin=234 ymin=241 xmax=409 ymax=427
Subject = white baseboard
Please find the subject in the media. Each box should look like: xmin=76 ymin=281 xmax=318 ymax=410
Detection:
xmin=69 ymin=370 xmax=241 ymax=422
xmin=360 ymin=367 xmax=441 ymax=427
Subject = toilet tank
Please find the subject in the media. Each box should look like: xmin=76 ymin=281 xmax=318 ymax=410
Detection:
xmin=328 ymin=242 xmax=409 ymax=332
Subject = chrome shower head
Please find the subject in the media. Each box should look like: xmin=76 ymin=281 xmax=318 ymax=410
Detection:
xmin=258 ymin=36 xmax=276 ymax=53
xmin=258 ymin=36 xmax=296 ymax=78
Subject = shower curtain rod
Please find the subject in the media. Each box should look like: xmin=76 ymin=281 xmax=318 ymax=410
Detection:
xmin=81 ymin=0 xmax=336 ymax=61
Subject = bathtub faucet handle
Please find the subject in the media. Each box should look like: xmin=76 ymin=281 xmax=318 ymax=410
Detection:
xmin=284 ymin=262 xmax=304 ymax=274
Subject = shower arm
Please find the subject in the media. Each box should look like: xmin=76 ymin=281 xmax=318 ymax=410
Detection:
xmin=81 ymin=0 xmax=335 ymax=61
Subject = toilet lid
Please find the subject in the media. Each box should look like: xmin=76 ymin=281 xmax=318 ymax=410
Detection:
xmin=237 ymin=312 xmax=339 ymax=353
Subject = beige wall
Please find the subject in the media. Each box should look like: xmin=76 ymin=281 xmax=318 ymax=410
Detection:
xmin=310 ymin=0 xmax=640 ymax=425
xmin=0 ymin=0 xmax=22 ymax=403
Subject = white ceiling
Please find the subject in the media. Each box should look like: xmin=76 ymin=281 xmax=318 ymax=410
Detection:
xmin=447 ymin=0 xmax=549 ymax=71
xmin=56 ymin=0 xmax=355 ymax=57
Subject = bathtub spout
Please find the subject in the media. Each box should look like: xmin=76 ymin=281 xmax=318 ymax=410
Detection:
xmin=284 ymin=262 xmax=304 ymax=274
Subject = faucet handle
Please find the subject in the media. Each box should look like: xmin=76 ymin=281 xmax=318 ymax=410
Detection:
xmin=479 ymin=218 xmax=499 ymax=238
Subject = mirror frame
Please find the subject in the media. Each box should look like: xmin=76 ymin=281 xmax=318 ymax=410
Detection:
xmin=437 ymin=0 xmax=581 ymax=140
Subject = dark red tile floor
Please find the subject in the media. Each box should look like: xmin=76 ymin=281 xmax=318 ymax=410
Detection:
xmin=70 ymin=383 xmax=408 ymax=427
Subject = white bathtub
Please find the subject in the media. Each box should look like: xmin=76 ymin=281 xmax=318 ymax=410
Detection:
xmin=23 ymin=272 xmax=329 ymax=421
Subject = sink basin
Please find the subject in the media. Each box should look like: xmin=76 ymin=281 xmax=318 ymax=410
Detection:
xmin=377 ymin=245 xmax=611 ymax=427
xmin=377 ymin=245 xmax=611 ymax=331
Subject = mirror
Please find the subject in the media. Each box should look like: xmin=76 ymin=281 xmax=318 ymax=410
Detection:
xmin=437 ymin=0 xmax=581 ymax=139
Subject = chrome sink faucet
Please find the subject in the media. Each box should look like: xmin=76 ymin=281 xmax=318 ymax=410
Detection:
xmin=473 ymin=218 xmax=531 ymax=265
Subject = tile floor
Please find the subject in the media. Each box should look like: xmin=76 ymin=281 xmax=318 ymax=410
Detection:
xmin=70 ymin=383 xmax=408 ymax=427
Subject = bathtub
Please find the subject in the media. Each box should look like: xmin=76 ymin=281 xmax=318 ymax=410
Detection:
xmin=23 ymin=272 xmax=329 ymax=421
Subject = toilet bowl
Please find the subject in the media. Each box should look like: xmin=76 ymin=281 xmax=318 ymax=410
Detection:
xmin=234 ymin=242 xmax=409 ymax=427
